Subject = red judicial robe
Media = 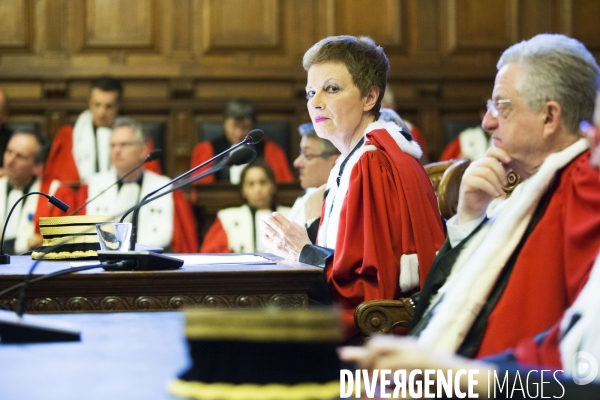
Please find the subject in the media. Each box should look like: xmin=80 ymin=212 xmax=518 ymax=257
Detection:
xmin=304 ymin=121 xmax=445 ymax=339
xmin=190 ymin=138 xmax=293 ymax=184
xmin=45 ymin=124 xmax=162 ymax=185
xmin=500 ymin=151 xmax=600 ymax=367
xmin=410 ymin=148 xmax=600 ymax=362
xmin=476 ymin=151 xmax=600 ymax=359
xmin=76 ymin=170 xmax=197 ymax=254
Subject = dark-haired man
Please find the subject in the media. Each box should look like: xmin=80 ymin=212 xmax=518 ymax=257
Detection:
xmin=0 ymin=132 xmax=73 ymax=254
xmin=190 ymin=98 xmax=293 ymax=184
xmin=44 ymin=77 xmax=160 ymax=185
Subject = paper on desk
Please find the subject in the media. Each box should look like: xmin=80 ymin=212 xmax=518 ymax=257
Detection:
xmin=70 ymin=254 xmax=276 ymax=268
xmin=175 ymin=254 xmax=276 ymax=265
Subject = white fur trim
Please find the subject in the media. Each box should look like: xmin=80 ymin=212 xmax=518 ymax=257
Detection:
xmin=399 ymin=253 xmax=420 ymax=292
xmin=73 ymin=110 xmax=112 ymax=182
xmin=418 ymin=138 xmax=589 ymax=353
xmin=369 ymin=120 xmax=423 ymax=159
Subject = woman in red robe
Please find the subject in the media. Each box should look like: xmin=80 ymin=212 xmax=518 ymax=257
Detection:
xmin=260 ymin=35 xmax=445 ymax=342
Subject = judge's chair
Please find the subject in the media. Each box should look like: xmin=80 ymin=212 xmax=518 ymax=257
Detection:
xmin=353 ymin=159 xmax=522 ymax=338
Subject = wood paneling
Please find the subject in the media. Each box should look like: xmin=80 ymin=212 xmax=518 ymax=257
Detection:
xmin=1 ymin=0 xmax=599 ymax=169
xmin=570 ymin=0 xmax=600 ymax=50
xmin=443 ymin=0 xmax=518 ymax=54
xmin=79 ymin=0 xmax=158 ymax=50
xmin=332 ymin=0 xmax=407 ymax=54
xmin=201 ymin=0 xmax=281 ymax=52
xmin=0 ymin=0 xmax=32 ymax=50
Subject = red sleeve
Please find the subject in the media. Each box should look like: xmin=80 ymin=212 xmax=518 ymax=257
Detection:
xmin=264 ymin=142 xmax=294 ymax=183
xmin=170 ymin=190 xmax=198 ymax=253
xmin=190 ymin=142 xmax=216 ymax=184
xmin=439 ymin=138 xmax=462 ymax=161
xmin=327 ymin=149 xmax=445 ymax=339
xmin=410 ymin=125 xmax=428 ymax=156
xmin=200 ymin=218 xmax=232 ymax=253
xmin=144 ymin=137 xmax=162 ymax=175
xmin=44 ymin=126 xmax=80 ymax=185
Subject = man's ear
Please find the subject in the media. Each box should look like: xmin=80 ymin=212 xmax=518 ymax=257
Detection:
xmin=541 ymin=101 xmax=562 ymax=138
xmin=363 ymin=86 xmax=380 ymax=113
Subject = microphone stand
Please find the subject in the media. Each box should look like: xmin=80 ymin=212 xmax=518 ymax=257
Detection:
xmin=123 ymin=146 xmax=258 ymax=231
xmin=68 ymin=149 xmax=162 ymax=216
xmin=0 ymin=192 xmax=70 ymax=264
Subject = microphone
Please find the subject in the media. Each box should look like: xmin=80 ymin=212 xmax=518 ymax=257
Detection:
xmin=68 ymin=149 xmax=162 ymax=216
xmin=0 ymin=191 xmax=70 ymax=264
xmin=123 ymin=145 xmax=257 ymax=252
xmin=116 ymin=131 xmax=262 ymax=247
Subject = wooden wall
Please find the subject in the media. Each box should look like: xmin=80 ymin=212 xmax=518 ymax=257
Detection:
xmin=1 ymin=0 xmax=599 ymax=177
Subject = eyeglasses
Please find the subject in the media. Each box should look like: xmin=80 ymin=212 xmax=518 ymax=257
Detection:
xmin=298 ymin=151 xmax=337 ymax=161
xmin=486 ymin=99 xmax=512 ymax=118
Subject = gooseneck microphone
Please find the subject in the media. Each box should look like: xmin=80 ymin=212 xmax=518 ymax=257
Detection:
xmin=0 ymin=191 xmax=70 ymax=264
xmin=68 ymin=149 xmax=162 ymax=216
xmin=123 ymin=144 xmax=258 ymax=251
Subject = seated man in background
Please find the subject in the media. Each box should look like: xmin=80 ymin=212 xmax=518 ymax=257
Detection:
xmin=408 ymin=33 xmax=600 ymax=362
xmin=339 ymin=89 xmax=600 ymax=397
xmin=76 ymin=117 xmax=197 ymax=253
xmin=45 ymin=76 xmax=160 ymax=185
xmin=0 ymin=131 xmax=73 ymax=255
xmin=190 ymin=98 xmax=293 ymax=184
xmin=288 ymin=122 xmax=339 ymax=242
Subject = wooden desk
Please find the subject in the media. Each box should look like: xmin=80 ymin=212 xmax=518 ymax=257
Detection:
xmin=0 ymin=255 xmax=322 ymax=313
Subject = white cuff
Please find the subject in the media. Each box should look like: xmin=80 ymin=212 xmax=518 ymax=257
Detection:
xmin=447 ymin=214 xmax=486 ymax=248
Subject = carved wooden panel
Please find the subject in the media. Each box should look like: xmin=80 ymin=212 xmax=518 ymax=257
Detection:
xmin=1 ymin=294 xmax=307 ymax=313
xmin=0 ymin=0 xmax=32 ymax=50
xmin=443 ymin=0 xmax=518 ymax=54
xmin=570 ymin=0 xmax=600 ymax=50
xmin=518 ymin=0 xmax=568 ymax=40
xmin=80 ymin=0 xmax=158 ymax=50
xmin=330 ymin=0 xmax=408 ymax=54
xmin=201 ymin=0 xmax=282 ymax=52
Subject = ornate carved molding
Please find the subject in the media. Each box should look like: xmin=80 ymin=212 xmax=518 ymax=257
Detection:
xmin=0 ymin=293 xmax=307 ymax=313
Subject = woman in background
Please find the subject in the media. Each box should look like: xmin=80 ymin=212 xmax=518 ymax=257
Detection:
xmin=201 ymin=162 xmax=290 ymax=253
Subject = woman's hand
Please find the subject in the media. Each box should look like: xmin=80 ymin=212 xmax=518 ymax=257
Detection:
xmin=260 ymin=212 xmax=311 ymax=261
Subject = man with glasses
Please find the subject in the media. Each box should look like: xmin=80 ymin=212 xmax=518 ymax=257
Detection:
xmin=76 ymin=117 xmax=197 ymax=253
xmin=406 ymin=33 xmax=600 ymax=364
xmin=288 ymin=122 xmax=340 ymax=241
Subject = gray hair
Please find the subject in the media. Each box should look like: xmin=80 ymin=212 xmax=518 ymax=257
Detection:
xmin=297 ymin=122 xmax=340 ymax=155
xmin=11 ymin=131 xmax=49 ymax=165
xmin=112 ymin=117 xmax=146 ymax=145
xmin=498 ymin=34 xmax=600 ymax=134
